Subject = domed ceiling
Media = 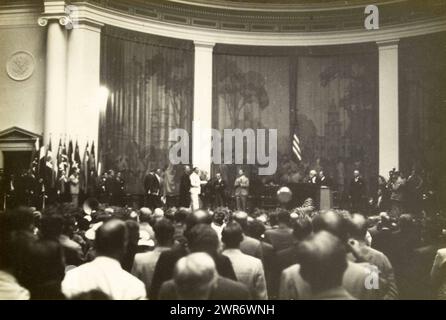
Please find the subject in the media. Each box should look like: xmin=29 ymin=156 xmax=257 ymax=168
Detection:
xmin=85 ymin=0 xmax=446 ymax=33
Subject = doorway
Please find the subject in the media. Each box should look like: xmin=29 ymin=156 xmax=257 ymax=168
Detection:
xmin=3 ymin=151 xmax=32 ymax=178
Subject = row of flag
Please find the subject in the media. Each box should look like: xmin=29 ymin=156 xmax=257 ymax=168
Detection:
xmin=29 ymin=138 xmax=98 ymax=193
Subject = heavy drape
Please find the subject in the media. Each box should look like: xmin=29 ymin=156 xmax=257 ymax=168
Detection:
xmin=295 ymin=52 xmax=378 ymax=195
xmin=100 ymin=26 xmax=193 ymax=194
xmin=399 ymin=33 xmax=446 ymax=199
xmin=212 ymin=46 xmax=378 ymax=196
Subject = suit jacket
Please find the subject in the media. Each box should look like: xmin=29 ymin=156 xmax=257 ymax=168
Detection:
xmin=264 ymin=226 xmax=295 ymax=252
xmin=159 ymin=276 xmax=251 ymax=300
xmin=350 ymin=177 xmax=366 ymax=200
xmin=149 ymin=247 xmax=237 ymax=299
xmin=312 ymin=287 xmax=356 ymax=300
xmin=222 ymin=249 xmax=268 ymax=300
xmin=240 ymin=235 xmax=263 ymax=260
xmin=179 ymin=173 xmax=191 ymax=206
xmin=279 ymin=261 xmax=383 ymax=300
xmin=317 ymin=176 xmax=332 ymax=188
xmin=144 ymin=173 xmax=161 ymax=195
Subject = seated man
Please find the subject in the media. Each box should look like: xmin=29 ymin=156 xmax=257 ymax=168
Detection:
xmin=159 ymin=252 xmax=250 ymax=300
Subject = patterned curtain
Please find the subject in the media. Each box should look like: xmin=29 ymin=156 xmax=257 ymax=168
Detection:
xmin=100 ymin=26 xmax=194 ymax=194
xmin=212 ymin=46 xmax=378 ymax=197
xmin=212 ymin=50 xmax=291 ymax=188
xmin=399 ymin=34 xmax=446 ymax=196
xmin=294 ymin=51 xmax=379 ymax=196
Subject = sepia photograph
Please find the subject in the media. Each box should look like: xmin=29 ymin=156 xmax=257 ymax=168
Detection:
xmin=0 ymin=0 xmax=445 ymax=306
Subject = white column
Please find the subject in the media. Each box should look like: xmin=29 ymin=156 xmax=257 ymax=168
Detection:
xmin=65 ymin=20 xmax=103 ymax=153
xmin=43 ymin=19 xmax=67 ymax=144
xmin=378 ymin=39 xmax=399 ymax=177
xmin=192 ymin=41 xmax=215 ymax=176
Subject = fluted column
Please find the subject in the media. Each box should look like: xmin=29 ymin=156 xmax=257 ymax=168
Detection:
xmin=377 ymin=39 xmax=399 ymax=176
xmin=192 ymin=41 xmax=215 ymax=176
xmin=65 ymin=20 xmax=103 ymax=153
xmin=39 ymin=15 xmax=68 ymax=144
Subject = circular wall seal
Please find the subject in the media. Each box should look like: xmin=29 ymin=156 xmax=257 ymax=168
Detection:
xmin=6 ymin=51 xmax=35 ymax=81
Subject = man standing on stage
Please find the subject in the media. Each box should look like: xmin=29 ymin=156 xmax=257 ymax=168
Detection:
xmin=144 ymin=168 xmax=162 ymax=210
xmin=212 ymin=172 xmax=227 ymax=208
xmin=234 ymin=169 xmax=249 ymax=212
xmin=349 ymin=169 xmax=366 ymax=213
xmin=189 ymin=167 xmax=202 ymax=212
xmin=69 ymin=168 xmax=80 ymax=207
xmin=178 ymin=165 xmax=191 ymax=208
xmin=307 ymin=170 xmax=318 ymax=184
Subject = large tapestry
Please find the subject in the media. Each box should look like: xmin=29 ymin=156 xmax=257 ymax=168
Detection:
xmin=294 ymin=52 xmax=379 ymax=195
xmin=100 ymin=26 xmax=194 ymax=194
xmin=212 ymin=52 xmax=291 ymax=188
xmin=212 ymin=46 xmax=379 ymax=197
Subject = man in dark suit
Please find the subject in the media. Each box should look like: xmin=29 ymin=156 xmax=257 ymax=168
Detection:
xmin=150 ymin=223 xmax=236 ymax=299
xmin=178 ymin=165 xmax=191 ymax=208
xmin=317 ymin=170 xmax=332 ymax=188
xmin=233 ymin=211 xmax=263 ymax=260
xmin=264 ymin=209 xmax=295 ymax=252
xmin=350 ymin=170 xmax=366 ymax=213
xmin=276 ymin=215 xmax=313 ymax=272
xmin=144 ymin=169 xmax=162 ymax=210
xmin=211 ymin=172 xmax=226 ymax=207
xmin=159 ymin=252 xmax=250 ymax=300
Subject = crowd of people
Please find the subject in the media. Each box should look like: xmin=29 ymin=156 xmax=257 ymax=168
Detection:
xmin=0 ymin=162 xmax=444 ymax=300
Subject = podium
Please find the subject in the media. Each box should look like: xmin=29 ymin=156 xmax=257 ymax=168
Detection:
xmin=319 ymin=186 xmax=333 ymax=210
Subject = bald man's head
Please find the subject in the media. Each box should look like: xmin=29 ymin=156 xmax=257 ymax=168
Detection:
xmin=349 ymin=213 xmax=368 ymax=241
xmin=298 ymin=231 xmax=347 ymax=294
xmin=312 ymin=210 xmax=348 ymax=242
xmin=173 ymin=252 xmax=217 ymax=299
xmin=95 ymin=219 xmax=128 ymax=260
xmin=233 ymin=211 xmax=249 ymax=232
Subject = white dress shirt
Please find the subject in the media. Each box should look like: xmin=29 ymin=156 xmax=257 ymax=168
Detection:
xmin=222 ymin=248 xmax=267 ymax=300
xmin=189 ymin=172 xmax=201 ymax=195
xmin=0 ymin=270 xmax=30 ymax=300
xmin=62 ymin=256 xmax=146 ymax=300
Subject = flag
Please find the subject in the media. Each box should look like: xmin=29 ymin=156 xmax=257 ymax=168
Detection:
xmin=292 ymin=133 xmax=302 ymax=161
xmin=30 ymin=138 xmax=40 ymax=176
xmin=39 ymin=143 xmax=46 ymax=177
xmin=67 ymin=139 xmax=73 ymax=173
xmin=55 ymin=141 xmax=69 ymax=195
xmin=73 ymin=140 xmax=81 ymax=172
xmin=89 ymin=141 xmax=97 ymax=177
xmin=45 ymin=138 xmax=56 ymax=188
xmin=81 ymin=142 xmax=90 ymax=192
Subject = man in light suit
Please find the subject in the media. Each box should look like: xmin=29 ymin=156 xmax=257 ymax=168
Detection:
xmin=189 ymin=167 xmax=202 ymax=211
xmin=431 ymin=248 xmax=446 ymax=298
xmin=222 ymin=221 xmax=268 ymax=300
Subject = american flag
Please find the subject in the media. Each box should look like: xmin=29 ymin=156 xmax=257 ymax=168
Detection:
xmin=292 ymin=133 xmax=302 ymax=161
